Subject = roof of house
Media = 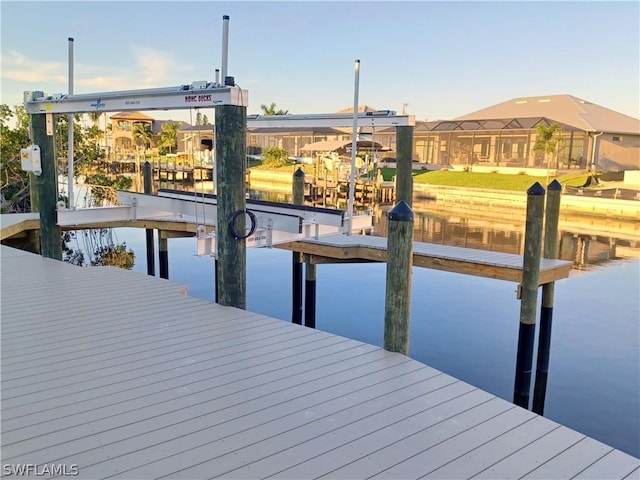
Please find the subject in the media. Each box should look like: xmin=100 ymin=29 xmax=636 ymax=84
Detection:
xmin=414 ymin=117 xmax=579 ymax=133
xmin=337 ymin=105 xmax=378 ymax=114
xmin=109 ymin=111 xmax=154 ymax=121
xmin=247 ymin=127 xmax=344 ymax=134
xmin=455 ymin=94 xmax=640 ymax=134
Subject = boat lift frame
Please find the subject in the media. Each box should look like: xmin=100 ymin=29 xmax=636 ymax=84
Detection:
xmin=24 ymin=83 xmax=413 ymax=255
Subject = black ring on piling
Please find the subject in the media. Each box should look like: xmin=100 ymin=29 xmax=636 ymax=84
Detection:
xmin=229 ymin=209 xmax=257 ymax=239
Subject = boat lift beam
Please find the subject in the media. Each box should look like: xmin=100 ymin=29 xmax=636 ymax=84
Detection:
xmin=23 ymin=82 xmax=248 ymax=115
xmin=55 ymin=190 xmax=372 ymax=253
xmin=247 ymin=111 xmax=415 ymax=128
xmin=155 ymin=189 xmax=346 ymax=228
xmin=116 ymin=191 xmax=305 ymax=233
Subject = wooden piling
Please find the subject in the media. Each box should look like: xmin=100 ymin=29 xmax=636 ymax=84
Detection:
xmin=29 ymin=173 xmax=39 ymax=213
xmin=143 ymin=161 xmax=155 ymax=276
xmin=158 ymin=233 xmax=169 ymax=280
xmin=214 ymin=259 xmax=219 ymax=303
xmin=513 ymin=182 xmax=545 ymax=409
xmin=31 ymin=114 xmax=61 ymax=260
xmin=292 ymin=168 xmax=305 ymax=324
xmin=384 ymin=200 xmax=414 ymax=355
xmin=305 ymin=258 xmax=317 ymax=329
xmin=395 ymin=126 xmax=414 ymax=207
xmin=215 ymin=104 xmax=247 ymax=309
xmin=28 ymin=168 xmax=40 ymax=254
xmin=533 ymin=179 xmax=562 ymax=415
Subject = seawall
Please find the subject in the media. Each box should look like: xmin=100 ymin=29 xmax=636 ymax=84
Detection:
xmin=247 ymin=169 xmax=640 ymax=221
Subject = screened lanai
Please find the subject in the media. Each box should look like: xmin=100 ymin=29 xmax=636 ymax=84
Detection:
xmin=413 ymin=117 xmax=587 ymax=169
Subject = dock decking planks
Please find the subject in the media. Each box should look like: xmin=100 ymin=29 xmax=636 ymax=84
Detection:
xmin=1 ymin=245 xmax=636 ymax=479
xmin=279 ymin=233 xmax=574 ymax=284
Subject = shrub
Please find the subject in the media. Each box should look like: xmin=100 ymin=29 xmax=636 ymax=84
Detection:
xmin=262 ymin=147 xmax=290 ymax=168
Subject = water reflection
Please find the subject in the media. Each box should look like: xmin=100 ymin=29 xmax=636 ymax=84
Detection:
xmin=244 ymin=186 xmax=640 ymax=269
xmin=371 ymin=203 xmax=639 ymax=270
xmin=158 ymin=180 xmax=640 ymax=270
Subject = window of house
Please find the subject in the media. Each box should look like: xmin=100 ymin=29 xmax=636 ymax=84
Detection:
xmin=612 ymin=136 xmax=621 ymax=142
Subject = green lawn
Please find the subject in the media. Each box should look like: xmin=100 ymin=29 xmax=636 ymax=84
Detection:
xmin=247 ymin=160 xmax=591 ymax=192
xmin=413 ymin=170 xmax=589 ymax=191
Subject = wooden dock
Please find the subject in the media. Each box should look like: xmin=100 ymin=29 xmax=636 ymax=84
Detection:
xmin=278 ymin=233 xmax=573 ymax=284
xmin=2 ymin=245 xmax=637 ymax=479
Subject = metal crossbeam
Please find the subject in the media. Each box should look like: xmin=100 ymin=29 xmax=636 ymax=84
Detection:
xmin=156 ymin=189 xmax=345 ymax=228
xmin=23 ymin=83 xmax=248 ymax=114
xmin=246 ymin=111 xmax=414 ymax=128
xmin=117 ymin=191 xmax=302 ymax=233
xmin=196 ymin=215 xmax=373 ymax=255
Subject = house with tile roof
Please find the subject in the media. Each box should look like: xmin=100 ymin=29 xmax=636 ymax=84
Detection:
xmin=412 ymin=95 xmax=639 ymax=172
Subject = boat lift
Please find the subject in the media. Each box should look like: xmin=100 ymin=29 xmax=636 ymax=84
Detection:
xmin=24 ymin=84 xmax=412 ymax=257
xmin=55 ymin=188 xmax=374 ymax=256
xmin=20 ymin=8 xmax=416 ymax=261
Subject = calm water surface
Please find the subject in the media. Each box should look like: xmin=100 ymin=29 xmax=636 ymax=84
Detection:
xmin=103 ymin=209 xmax=639 ymax=458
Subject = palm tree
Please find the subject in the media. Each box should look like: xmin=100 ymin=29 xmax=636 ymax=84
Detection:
xmin=159 ymin=122 xmax=179 ymax=154
xmin=132 ymin=122 xmax=152 ymax=150
xmin=260 ymin=102 xmax=289 ymax=115
xmin=88 ymin=112 xmax=102 ymax=126
xmin=533 ymin=122 xmax=564 ymax=185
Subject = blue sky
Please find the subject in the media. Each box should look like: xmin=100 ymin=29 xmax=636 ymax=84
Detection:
xmin=1 ymin=1 xmax=639 ymax=123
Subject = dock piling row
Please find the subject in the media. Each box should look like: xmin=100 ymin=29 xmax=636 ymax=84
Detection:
xmin=513 ymin=182 xmax=545 ymax=408
xmin=143 ymin=161 xmax=155 ymax=277
xmin=291 ymin=168 xmax=305 ymax=325
xmin=533 ymin=179 xmax=562 ymax=414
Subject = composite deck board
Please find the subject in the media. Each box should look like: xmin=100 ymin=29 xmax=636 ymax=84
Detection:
xmin=2 ymin=334 xmax=349 ymax=444
xmin=1 ymin=308 xmax=272 ymax=369
xmin=624 ymin=467 xmax=640 ymax=479
xmin=421 ymin=416 xmax=560 ymax=479
xmin=272 ymin=388 xmax=496 ymax=479
xmin=1 ymin=317 xmax=294 ymax=391
xmin=574 ymin=450 xmax=640 ymax=479
xmin=1 ymin=245 xmax=636 ymax=479
xmin=471 ymin=426 xmax=589 ymax=479
xmin=0 ymin=212 xmax=39 ymax=240
xmin=1 ymin=317 xmax=297 ymax=389
xmin=279 ymin=233 xmax=573 ymax=283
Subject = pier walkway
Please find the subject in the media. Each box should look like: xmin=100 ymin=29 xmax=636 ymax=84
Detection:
xmin=278 ymin=233 xmax=572 ymax=284
xmin=1 ymin=213 xmax=573 ymax=285
xmin=2 ymin=245 xmax=638 ymax=479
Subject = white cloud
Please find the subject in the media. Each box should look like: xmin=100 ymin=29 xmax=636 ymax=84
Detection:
xmin=0 ymin=51 xmax=67 ymax=84
xmin=132 ymin=46 xmax=175 ymax=88
xmin=1 ymin=47 xmax=182 ymax=98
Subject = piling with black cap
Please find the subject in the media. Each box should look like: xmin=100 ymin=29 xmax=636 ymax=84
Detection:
xmin=533 ymin=179 xmax=562 ymax=414
xmin=384 ymin=200 xmax=414 ymax=354
xmin=305 ymin=259 xmax=317 ymax=329
xmin=158 ymin=233 xmax=169 ymax=279
xmin=143 ymin=161 xmax=155 ymax=276
xmin=513 ymin=182 xmax=545 ymax=409
xmin=292 ymin=168 xmax=305 ymax=324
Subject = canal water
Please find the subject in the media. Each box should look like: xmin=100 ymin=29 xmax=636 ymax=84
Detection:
xmin=82 ymin=203 xmax=639 ymax=458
